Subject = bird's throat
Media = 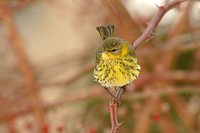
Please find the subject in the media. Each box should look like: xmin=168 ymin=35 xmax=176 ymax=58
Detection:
xmin=102 ymin=52 xmax=119 ymax=60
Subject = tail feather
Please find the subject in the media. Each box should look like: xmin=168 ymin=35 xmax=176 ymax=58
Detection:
xmin=96 ymin=25 xmax=115 ymax=40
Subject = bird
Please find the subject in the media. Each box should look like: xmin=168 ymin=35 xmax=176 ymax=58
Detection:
xmin=94 ymin=25 xmax=141 ymax=100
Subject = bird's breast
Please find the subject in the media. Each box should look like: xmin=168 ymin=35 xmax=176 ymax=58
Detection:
xmin=94 ymin=55 xmax=140 ymax=87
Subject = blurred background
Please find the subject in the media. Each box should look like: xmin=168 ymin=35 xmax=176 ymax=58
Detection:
xmin=0 ymin=0 xmax=200 ymax=133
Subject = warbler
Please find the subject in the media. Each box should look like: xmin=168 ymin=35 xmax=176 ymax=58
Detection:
xmin=94 ymin=25 xmax=140 ymax=94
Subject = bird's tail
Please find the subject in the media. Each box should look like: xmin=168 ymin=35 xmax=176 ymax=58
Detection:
xmin=96 ymin=25 xmax=115 ymax=40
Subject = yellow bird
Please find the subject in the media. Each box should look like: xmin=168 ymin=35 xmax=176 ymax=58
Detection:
xmin=94 ymin=25 xmax=140 ymax=97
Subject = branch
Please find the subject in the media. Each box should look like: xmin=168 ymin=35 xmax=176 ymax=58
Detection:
xmin=108 ymin=102 xmax=119 ymax=133
xmin=108 ymin=87 xmax=125 ymax=133
xmin=133 ymin=0 xmax=187 ymax=49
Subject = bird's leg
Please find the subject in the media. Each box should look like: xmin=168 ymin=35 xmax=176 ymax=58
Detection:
xmin=104 ymin=87 xmax=120 ymax=104
xmin=116 ymin=86 xmax=127 ymax=93
xmin=104 ymin=87 xmax=116 ymax=98
xmin=114 ymin=86 xmax=126 ymax=104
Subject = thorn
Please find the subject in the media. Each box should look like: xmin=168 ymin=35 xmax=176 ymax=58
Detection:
xmin=150 ymin=32 xmax=158 ymax=36
xmin=118 ymin=121 xmax=125 ymax=127
xmin=154 ymin=3 xmax=161 ymax=9
xmin=146 ymin=33 xmax=152 ymax=39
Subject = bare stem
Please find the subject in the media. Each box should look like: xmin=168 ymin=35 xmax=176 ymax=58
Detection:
xmin=133 ymin=0 xmax=187 ymax=49
xmin=108 ymin=87 xmax=125 ymax=133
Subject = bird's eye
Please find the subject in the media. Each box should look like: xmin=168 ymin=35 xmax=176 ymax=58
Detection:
xmin=111 ymin=49 xmax=117 ymax=52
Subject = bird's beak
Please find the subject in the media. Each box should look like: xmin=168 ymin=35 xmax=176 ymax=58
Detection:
xmin=97 ymin=50 xmax=105 ymax=54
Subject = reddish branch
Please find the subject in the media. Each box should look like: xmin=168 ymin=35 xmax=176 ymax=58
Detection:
xmin=133 ymin=0 xmax=186 ymax=49
xmin=108 ymin=87 xmax=125 ymax=133
xmin=109 ymin=0 xmax=186 ymax=132
xmin=108 ymin=102 xmax=119 ymax=133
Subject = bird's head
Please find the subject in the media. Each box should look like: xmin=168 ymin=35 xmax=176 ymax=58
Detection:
xmin=97 ymin=37 xmax=129 ymax=60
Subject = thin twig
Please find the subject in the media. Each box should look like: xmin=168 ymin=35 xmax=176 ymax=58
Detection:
xmin=109 ymin=102 xmax=119 ymax=133
xmin=133 ymin=0 xmax=187 ymax=49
